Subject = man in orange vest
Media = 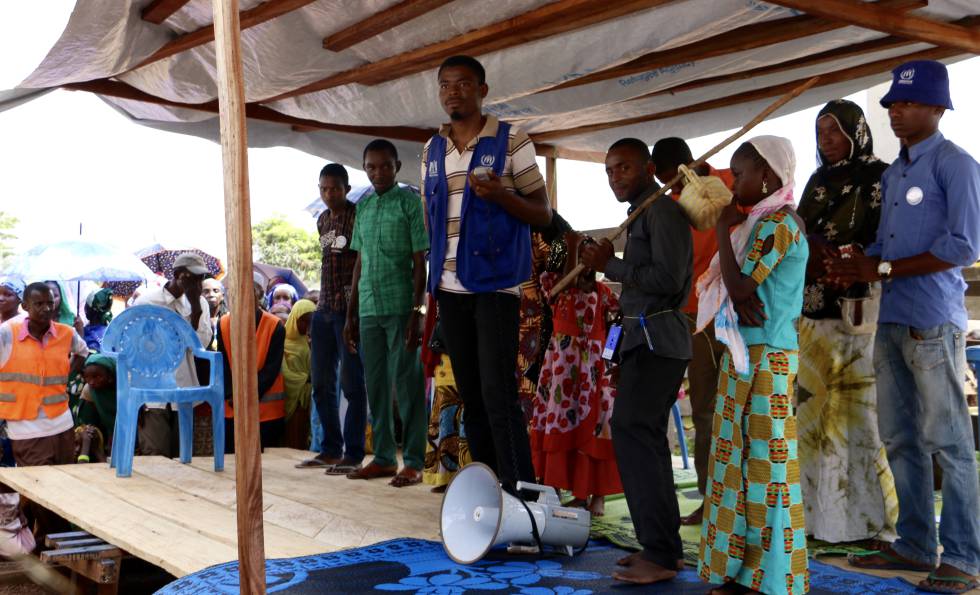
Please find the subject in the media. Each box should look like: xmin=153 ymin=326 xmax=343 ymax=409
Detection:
xmin=217 ymin=274 xmax=286 ymax=452
xmin=0 ymin=282 xmax=89 ymax=538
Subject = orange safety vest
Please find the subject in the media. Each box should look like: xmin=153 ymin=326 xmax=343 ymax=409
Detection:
xmin=0 ymin=321 xmax=72 ymax=421
xmin=220 ymin=311 xmax=286 ymax=422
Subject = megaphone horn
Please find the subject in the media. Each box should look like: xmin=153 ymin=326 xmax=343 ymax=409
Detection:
xmin=440 ymin=463 xmax=591 ymax=564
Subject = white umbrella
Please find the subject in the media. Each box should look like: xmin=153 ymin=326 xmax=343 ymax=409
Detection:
xmin=6 ymin=239 xmax=157 ymax=283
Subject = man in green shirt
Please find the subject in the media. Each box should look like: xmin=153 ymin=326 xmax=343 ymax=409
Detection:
xmin=344 ymin=139 xmax=429 ymax=487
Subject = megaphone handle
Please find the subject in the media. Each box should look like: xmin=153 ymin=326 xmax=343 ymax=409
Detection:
xmin=515 ymin=481 xmax=560 ymax=505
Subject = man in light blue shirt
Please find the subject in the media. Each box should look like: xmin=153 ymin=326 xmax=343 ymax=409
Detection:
xmin=829 ymin=60 xmax=980 ymax=592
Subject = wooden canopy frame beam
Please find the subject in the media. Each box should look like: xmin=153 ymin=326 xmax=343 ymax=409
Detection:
xmin=64 ymin=78 xmax=614 ymax=163
xmin=63 ymin=79 xmax=435 ymax=143
xmin=142 ymin=0 xmax=193 ymax=25
xmin=265 ymin=0 xmax=676 ymax=102
xmin=631 ymin=14 xmax=979 ymax=102
xmin=133 ymin=0 xmax=317 ymax=71
xmin=768 ymin=0 xmax=980 ymax=53
xmin=322 ymin=0 xmax=454 ymax=52
xmin=532 ymin=45 xmax=961 ymax=142
xmin=541 ymin=0 xmax=924 ymax=93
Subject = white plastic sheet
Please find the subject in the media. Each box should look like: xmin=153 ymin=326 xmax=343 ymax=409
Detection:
xmin=1 ymin=0 xmax=973 ymax=178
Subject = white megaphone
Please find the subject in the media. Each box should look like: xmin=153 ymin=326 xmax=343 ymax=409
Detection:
xmin=440 ymin=462 xmax=591 ymax=564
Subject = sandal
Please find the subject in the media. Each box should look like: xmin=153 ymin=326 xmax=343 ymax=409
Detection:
xmin=389 ymin=467 xmax=423 ymax=488
xmin=918 ymin=567 xmax=979 ymax=594
xmin=847 ymin=546 xmax=935 ymax=572
xmin=324 ymin=458 xmax=362 ymax=476
xmin=295 ymin=455 xmax=343 ymax=469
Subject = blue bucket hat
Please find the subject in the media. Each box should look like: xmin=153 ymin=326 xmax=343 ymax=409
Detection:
xmin=879 ymin=60 xmax=953 ymax=109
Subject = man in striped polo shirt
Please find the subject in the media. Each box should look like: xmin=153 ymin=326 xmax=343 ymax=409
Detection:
xmin=421 ymin=55 xmax=552 ymax=493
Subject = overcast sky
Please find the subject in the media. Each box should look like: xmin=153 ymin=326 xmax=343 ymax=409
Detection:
xmin=1 ymin=3 xmax=978 ymax=265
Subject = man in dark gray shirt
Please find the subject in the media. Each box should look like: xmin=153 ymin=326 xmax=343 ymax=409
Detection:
xmin=581 ymin=138 xmax=693 ymax=586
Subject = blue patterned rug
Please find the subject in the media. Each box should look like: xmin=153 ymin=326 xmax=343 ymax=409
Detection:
xmin=156 ymin=538 xmax=919 ymax=594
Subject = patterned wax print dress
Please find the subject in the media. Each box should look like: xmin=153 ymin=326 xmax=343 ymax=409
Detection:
xmin=698 ymin=211 xmax=811 ymax=595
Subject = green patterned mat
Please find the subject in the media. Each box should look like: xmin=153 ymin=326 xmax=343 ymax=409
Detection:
xmin=589 ymin=488 xmax=704 ymax=566
xmin=590 ymin=486 xmax=956 ymax=564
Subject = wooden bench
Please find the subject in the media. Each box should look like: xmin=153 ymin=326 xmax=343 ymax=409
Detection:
xmin=41 ymin=531 xmax=123 ymax=595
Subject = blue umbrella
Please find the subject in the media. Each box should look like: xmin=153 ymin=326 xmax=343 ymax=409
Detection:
xmin=6 ymin=239 xmax=157 ymax=283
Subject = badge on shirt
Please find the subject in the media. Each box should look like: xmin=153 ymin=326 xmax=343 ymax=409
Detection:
xmin=906 ymin=186 xmax=923 ymax=206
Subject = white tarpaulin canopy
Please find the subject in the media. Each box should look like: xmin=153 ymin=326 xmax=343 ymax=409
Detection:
xmin=2 ymin=0 xmax=978 ymax=179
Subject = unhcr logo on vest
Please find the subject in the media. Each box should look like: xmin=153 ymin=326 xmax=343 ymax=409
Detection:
xmin=898 ymin=67 xmax=915 ymax=85
xmin=427 ymin=160 xmax=438 ymax=177
xmin=480 ymin=154 xmax=495 ymax=167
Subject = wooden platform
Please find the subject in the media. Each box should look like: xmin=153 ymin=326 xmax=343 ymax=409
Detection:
xmin=0 ymin=448 xmax=441 ymax=578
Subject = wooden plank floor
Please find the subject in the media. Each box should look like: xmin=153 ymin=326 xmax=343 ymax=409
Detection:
xmin=0 ymin=448 xmax=441 ymax=578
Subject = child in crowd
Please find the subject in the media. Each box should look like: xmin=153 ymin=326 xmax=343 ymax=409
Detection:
xmin=82 ymin=288 xmax=114 ymax=352
xmin=531 ymin=233 xmax=622 ymax=516
xmin=76 ymin=354 xmax=117 ymax=450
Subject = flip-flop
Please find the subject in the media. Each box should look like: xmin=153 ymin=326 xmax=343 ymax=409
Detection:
xmin=294 ymin=457 xmax=341 ymax=469
xmin=847 ymin=548 xmax=934 ymax=572
xmin=325 ymin=463 xmax=361 ymax=476
xmin=918 ymin=571 xmax=980 ymax=594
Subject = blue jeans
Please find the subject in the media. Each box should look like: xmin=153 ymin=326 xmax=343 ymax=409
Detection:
xmin=875 ymin=322 xmax=980 ymax=575
xmin=310 ymin=308 xmax=367 ymax=461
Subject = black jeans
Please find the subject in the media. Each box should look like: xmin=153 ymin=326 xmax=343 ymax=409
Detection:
xmin=611 ymin=346 xmax=688 ymax=570
xmin=436 ymin=290 xmax=535 ymax=488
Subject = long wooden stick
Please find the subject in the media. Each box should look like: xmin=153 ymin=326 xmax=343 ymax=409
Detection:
xmin=211 ymin=0 xmax=267 ymax=593
xmin=549 ymin=75 xmax=820 ymax=298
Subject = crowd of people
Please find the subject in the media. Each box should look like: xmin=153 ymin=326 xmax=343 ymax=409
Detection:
xmin=0 ymin=54 xmax=978 ymax=594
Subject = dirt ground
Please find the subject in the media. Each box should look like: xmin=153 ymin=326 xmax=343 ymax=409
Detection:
xmin=0 ymin=558 xmax=173 ymax=594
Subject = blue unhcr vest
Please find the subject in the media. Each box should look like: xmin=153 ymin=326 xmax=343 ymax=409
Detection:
xmin=423 ymin=121 xmax=532 ymax=294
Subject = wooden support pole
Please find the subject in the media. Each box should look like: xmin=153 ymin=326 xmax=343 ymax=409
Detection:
xmin=545 ymin=154 xmax=558 ymax=210
xmin=211 ymin=0 xmax=266 ymax=593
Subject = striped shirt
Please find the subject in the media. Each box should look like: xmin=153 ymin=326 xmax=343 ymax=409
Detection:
xmin=420 ymin=115 xmax=545 ymax=294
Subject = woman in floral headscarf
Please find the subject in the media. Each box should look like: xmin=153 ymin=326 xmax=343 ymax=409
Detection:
xmin=795 ymin=99 xmax=897 ymax=544
xmin=0 ymin=279 xmax=25 ymax=324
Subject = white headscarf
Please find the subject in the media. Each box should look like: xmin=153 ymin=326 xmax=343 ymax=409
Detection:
xmin=696 ymin=136 xmax=796 ymax=375
xmin=749 ymin=135 xmax=796 ymax=187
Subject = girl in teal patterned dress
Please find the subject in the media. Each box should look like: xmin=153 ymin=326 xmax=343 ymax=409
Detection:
xmin=694 ymin=137 xmax=810 ymax=595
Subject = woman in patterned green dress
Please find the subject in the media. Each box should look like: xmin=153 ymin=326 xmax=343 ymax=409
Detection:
xmin=695 ymin=137 xmax=810 ymax=595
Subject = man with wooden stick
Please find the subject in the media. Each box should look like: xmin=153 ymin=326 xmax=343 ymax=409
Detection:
xmin=651 ymin=137 xmax=734 ymax=526
xmin=830 ymin=60 xmax=980 ymax=594
xmin=421 ymin=55 xmax=552 ymax=492
xmin=580 ymin=138 xmax=692 ymax=585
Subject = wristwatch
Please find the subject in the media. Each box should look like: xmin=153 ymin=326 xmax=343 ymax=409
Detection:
xmin=877 ymin=260 xmax=893 ymax=279
xmin=412 ymin=304 xmax=427 ymax=316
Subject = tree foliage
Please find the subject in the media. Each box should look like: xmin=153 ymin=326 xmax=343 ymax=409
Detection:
xmin=251 ymin=215 xmax=320 ymax=288
xmin=0 ymin=211 xmax=18 ymax=267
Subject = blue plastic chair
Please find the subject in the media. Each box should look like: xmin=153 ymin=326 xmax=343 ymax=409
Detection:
xmin=672 ymin=402 xmax=690 ymax=469
xmin=966 ymin=346 xmax=980 ymax=451
xmin=101 ymin=305 xmax=225 ymax=478
xmin=966 ymin=346 xmax=980 ymax=375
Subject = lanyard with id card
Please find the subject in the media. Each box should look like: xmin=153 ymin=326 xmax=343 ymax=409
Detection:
xmin=602 ymin=313 xmax=623 ymax=362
